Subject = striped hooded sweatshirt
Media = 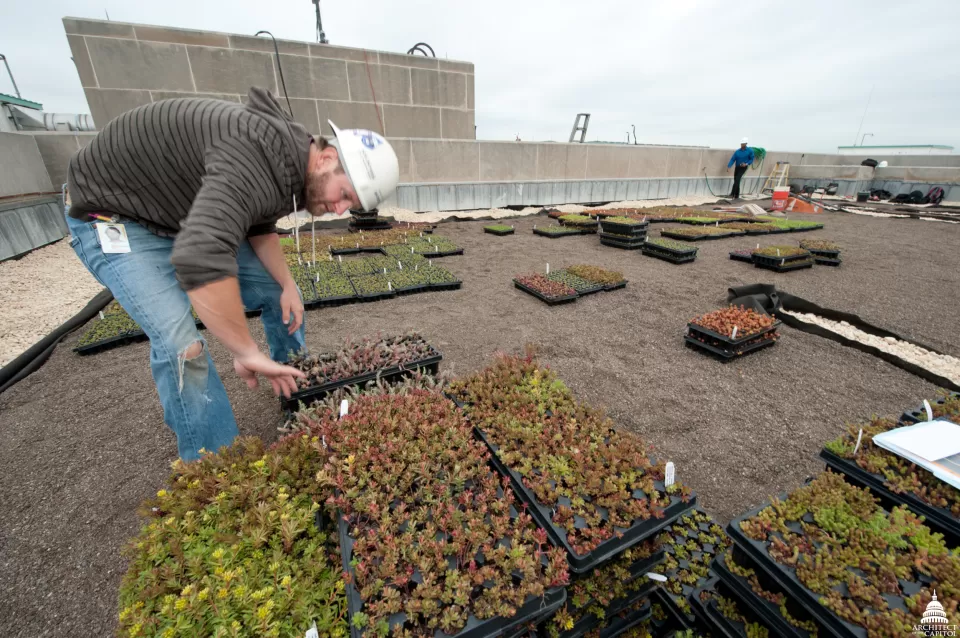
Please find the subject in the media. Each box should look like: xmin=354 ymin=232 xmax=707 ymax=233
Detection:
xmin=67 ymin=87 xmax=312 ymax=290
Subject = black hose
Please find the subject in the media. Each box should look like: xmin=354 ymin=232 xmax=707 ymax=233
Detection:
xmin=0 ymin=288 xmax=114 ymax=394
xmin=255 ymin=31 xmax=294 ymax=118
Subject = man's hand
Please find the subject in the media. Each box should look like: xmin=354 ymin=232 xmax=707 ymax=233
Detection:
xmin=280 ymin=285 xmax=304 ymax=335
xmin=727 ymin=167 xmax=731 ymax=174
xmin=234 ymin=351 xmax=305 ymax=398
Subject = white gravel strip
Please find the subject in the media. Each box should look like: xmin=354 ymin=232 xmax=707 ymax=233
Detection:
xmin=0 ymin=240 xmax=105 ymax=367
xmin=276 ymin=195 xmax=723 ymax=228
xmin=781 ymin=309 xmax=960 ymax=385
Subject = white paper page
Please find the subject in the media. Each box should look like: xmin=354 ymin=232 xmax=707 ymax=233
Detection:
xmin=874 ymin=420 xmax=960 ymax=462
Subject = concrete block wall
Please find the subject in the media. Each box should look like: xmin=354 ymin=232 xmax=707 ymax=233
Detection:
xmin=63 ymin=17 xmax=475 ymax=140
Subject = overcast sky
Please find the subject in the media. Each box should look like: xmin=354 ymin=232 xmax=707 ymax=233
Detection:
xmin=3 ymin=0 xmax=957 ymax=152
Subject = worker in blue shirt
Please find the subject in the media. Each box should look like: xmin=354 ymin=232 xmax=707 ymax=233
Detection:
xmin=727 ymin=137 xmax=755 ymax=200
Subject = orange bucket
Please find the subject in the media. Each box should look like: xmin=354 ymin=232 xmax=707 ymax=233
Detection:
xmin=770 ymin=187 xmax=790 ymax=211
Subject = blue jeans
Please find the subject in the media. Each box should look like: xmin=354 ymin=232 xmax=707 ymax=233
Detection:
xmin=66 ymin=214 xmax=305 ymax=461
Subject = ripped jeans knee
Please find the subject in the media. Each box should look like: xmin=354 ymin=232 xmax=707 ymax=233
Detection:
xmin=177 ymin=339 xmax=208 ymax=393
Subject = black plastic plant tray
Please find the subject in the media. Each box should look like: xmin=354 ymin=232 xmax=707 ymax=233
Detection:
xmin=513 ymin=280 xmax=579 ymax=306
xmin=753 ymin=258 xmax=814 ymax=273
xmin=701 ymin=587 xmax=766 ymax=638
xmin=476 ymin=427 xmax=695 ymax=573
xmin=355 ymin=289 xmax=397 ymax=302
xmin=392 ymin=283 xmax=431 ymax=295
xmin=417 ymin=248 xmax=465 ymax=258
xmin=484 ymin=227 xmax=515 ymax=236
xmin=430 ymin=280 xmax=463 ymax=291
xmin=726 ymin=505 xmax=868 ymax=638
xmin=742 ymin=228 xmax=773 ymax=235
xmin=684 ymin=335 xmax=776 ymax=361
xmin=814 ymin=257 xmax=842 ymax=266
xmin=819 ymin=448 xmax=960 ymax=547
xmin=603 ymin=280 xmax=628 ymax=292
xmin=599 ymin=220 xmax=649 ymax=236
xmin=533 ymin=228 xmax=582 ymax=239
xmin=74 ymin=331 xmax=148 ymax=355
xmin=806 ymin=248 xmax=841 ymax=258
xmin=596 ymin=598 xmax=652 ymax=638
xmin=687 ymin=321 xmax=781 ymax=348
xmin=599 ymin=232 xmax=647 ymax=246
xmin=752 ymin=252 xmax=811 ymax=267
xmin=600 ymin=238 xmax=644 ymax=250
xmin=651 ymin=587 xmax=695 ymax=632
xmin=641 ymin=246 xmax=697 ymax=264
xmin=330 ymin=246 xmax=362 ymax=255
xmin=644 ymin=242 xmax=698 ymax=258
xmin=713 ymin=550 xmax=819 ymax=638
xmin=337 ymin=515 xmax=567 ymax=638
xmin=552 ymin=581 xmax=656 ymax=638
xmin=280 ymin=348 xmax=442 ymax=411
xmin=900 ymin=393 xmax=960 ymax=425
xmin=304 ymin=293 xmax=358 ymax=309
xmin=729 ymin=251 xmax=754 ymax=263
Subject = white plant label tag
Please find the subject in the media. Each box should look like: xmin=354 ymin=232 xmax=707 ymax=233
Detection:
xmin=546 ymin=263 xmax=550 ymax=274
xmin=398 ymin=261 xmax=403 ymax=270
xmin=338 ymin=255 xmax=342 ymax=263
xmin=853 ymin=428 xmax=864 ymax=455
xmin=924 ymin=400 xmax=933 ymax=421
xmin=98 ymin=311 xmax=105 ymax=320
xmin=315 ymin=274 xmax=319 ymax=283
xmin=306 ymin=622 xmax=319 ymax=638
xmin=383 ymin=267 xmax=387 ymax=274
xmin=339 ymin=400 xmax=349 ymax=418
xmin=664 ymin=461 xmax=675 ymax=487
xmin=388 ymin=281 xmax=393 ymax=291
xmin=298 ymin=255 xmax=302 ymax=265
xmin=731 ymin=326 xmax=738 ymax=339
xmin=429 ymin=259 xmax=433 ymax=266
xmin=646 ymin=572 xmax=667 ymax=583
xmin=776 ymin=249 xmax=780 ymax=256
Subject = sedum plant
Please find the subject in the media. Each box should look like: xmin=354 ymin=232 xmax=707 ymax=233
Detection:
xmin=515 ymin=273 xmax=576 ymax=298
xmin=535 ymin=225 xmax=582 ymax=236
xmin=304 ymin=392 xmax=569 ymax=636
xmin=662 ymin=226 xmax=732 ymax=237
xmin=448 ymin=353 xmax=692 ymax=556
xmin=799 ymin=239 xmax=840 ymax=252
xmin=752 ymin=246 xmax=809 ymax=258
xmin=281 ymin=371 xmax=451 ymax=433
xmin=484 ymin=224 xmax=514 ymax=232
xmin=547 ymin=270 xmax=601 ymax=294
xmin=117 ymin=435 xmax=347 ymax=638
xmin=739 ymin=471 xmax=960 ymax=636
xmin=565 ymin=265 xmax=624 ymax=286
xmin=719 ymin=222 xmax=780 ymax=232
xmin=654 ymin=510 xmax=730 ymax=618
xmin=77 ymin=303 xmax=141 ymax=346
xmin=644 ymin=237 xmax=696 ymax=252
xmin=689 ymin=305 xmax=776 ymax=339
xmin=558 ymin=214 xmax=598 ymax=227
xmin=825 ymin=415 xmax=960 ymax=517
xmin=288 ymin=333 xmax=438 ymax=390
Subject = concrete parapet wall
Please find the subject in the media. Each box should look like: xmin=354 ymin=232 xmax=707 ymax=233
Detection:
xmin=63 ymin=17 xmax=475 ymax=140
xmin=0 ymin=133 xmax=54 ymax=198
xmin=0 ymin=198 xmax=66 ymax=261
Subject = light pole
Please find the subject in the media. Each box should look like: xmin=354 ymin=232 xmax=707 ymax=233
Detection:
xmin=0 ymin=54 xmax=21 ymax=98
xmin=860 ymin=133 xmax=874 ymax=146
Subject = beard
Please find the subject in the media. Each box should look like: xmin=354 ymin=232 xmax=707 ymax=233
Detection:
xmin=304 ymin=168 xmax=332 ymax=215
xmin=304 ymin=165 xmax=346 ymax=215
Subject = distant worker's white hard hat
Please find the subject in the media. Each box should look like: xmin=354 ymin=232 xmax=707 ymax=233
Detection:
xmin=740 ymin=137 xmax=749 ymax=144
xmin=327 ymin=120 xmax=400 ymax=211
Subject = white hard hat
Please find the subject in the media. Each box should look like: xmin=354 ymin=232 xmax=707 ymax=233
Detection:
xmin=327 ymin=120 xmax=400 ymax=211
xmin=740 ymin=137 xmax=749 ymax=144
